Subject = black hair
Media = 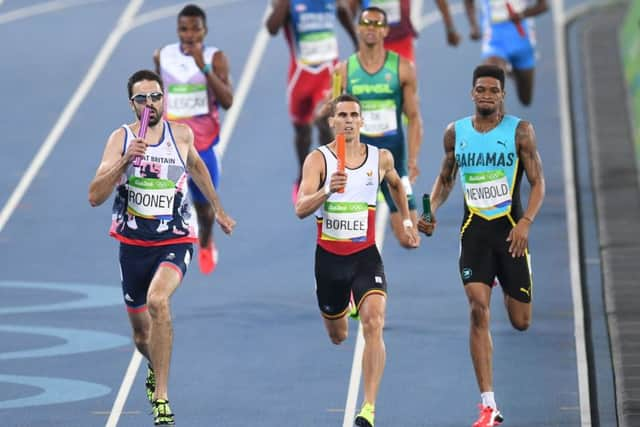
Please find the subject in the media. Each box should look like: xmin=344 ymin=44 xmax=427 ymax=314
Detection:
xmin=359 ymin=6 xmax=388 ymax=25
xmin=178 ymin=4 xmax=207 ymax=25
xmin=127 ymin=69 xmax=164 ymax=98
xmin=331 ymin=93 xmax=361 ymax=115
xmin=472 ymin=64 xmax=505 ymax=90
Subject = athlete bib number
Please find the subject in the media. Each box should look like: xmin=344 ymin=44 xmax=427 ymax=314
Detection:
xmin=361 ymin=99 xmax=398 ymax=137
xmin=127 ymin=177 xmax=175 ymax=218
xmin=370 ymin=0 xmax=401 ymax=24
xmin=321 ymin=201 xmax=368 ymax=241
xmin=299 ymin=32 xmax=338 ymax=65
xmin=489 ymin=0 xmax=524 ymax=23
xmin=167 ymin=83 xmax=209 ymax=118
xmin=463 ymin=170 xmax=511 ymax=210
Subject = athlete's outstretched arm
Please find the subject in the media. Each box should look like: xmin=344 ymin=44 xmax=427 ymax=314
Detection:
xmin=88 ymin=128 xmax=144 ymax=207
xmin=182 ymin=125 xmax=236 ymax=234
xmin=506 ymin=120 xmax=545 ymax=256
xmin=336 ymin=0 xmax=358 ymax=50
xmin=400 ymin=59 xmax=424 ymax=183
xmin=418 ymin=123 xmax=457 ymax=236
xmin=380 ymin=149 xmax=419 ymax=247
xmin=266 ymin=0 xmax=290 ymax=35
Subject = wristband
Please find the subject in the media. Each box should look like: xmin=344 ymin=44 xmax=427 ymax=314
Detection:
xmin=402 ymin=218 xmax=413 ymax=228
xmin=522 ymin=216 xmax=533 ymax=223
xmin=324 ymin=185 xmax=331 ymax=196
xmin=201 ymin=63 xmax=212 ymax=75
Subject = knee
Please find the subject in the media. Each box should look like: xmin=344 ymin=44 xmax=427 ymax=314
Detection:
xmin=469 ymin=302 xmax=490 ymax=329
xmin=361 ymin=313 xmax=385 ymax=340
xmin=510 ymin=315 xmax=531 ymax=331
xmin=132 ymin=328 xmax=150 ymax=349
xmin=146 ymin=293 xmax=170 ymax=318
xmin=329 ymin=330 xmax=348 ymax=345
xmin=197 ymin=205 xmax=215 ymax=223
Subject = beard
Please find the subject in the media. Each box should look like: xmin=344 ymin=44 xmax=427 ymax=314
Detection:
xmin=138 ymin=106 xmax=162 ymax=126
xmin=477 ymin=105 xmax=496 ymax=116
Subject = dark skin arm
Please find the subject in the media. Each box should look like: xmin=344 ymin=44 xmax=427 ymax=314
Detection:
xmin=435 ymin=0 xmax=461 ymax=46
xmin=336 ymin=0 xmax=358 ymax=49
xmin=417 ymin=123 xmax=457 ymax=236
xmin=506 ymin=120 xmax=545 ymax=257
xmin=517 ymin=0 xmax=548 ymax=20
xmin=266 ymin=0 xmax=290 ymax=35
xmin=463 ymin=0 xmax=482 ymax=40
xmin=400 ymin=58 xmax=423 ymax=183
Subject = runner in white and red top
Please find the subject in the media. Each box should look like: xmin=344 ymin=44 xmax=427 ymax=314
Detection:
xmin=294 ymin=94 xmax=417 ymax=427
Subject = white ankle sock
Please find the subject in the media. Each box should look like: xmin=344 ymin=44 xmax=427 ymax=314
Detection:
xmin=481 ymin=391 xmax=496 ymax=409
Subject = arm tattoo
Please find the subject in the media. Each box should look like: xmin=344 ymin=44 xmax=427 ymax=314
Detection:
xmin=440 ymin=126 xmax=458 ymax=191
xmin=516 ymin=121 xmax=544 ymax=184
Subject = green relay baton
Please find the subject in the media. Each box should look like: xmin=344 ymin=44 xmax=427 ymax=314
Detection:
xmin=422 ymin=193 xmax=433 ymax=236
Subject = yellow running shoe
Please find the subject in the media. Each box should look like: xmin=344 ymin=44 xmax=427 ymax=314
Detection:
xmin=354 ymin=402 xmax=375 ymax=427
xmin=152 ymin=399 xmax=175 ymax=425
xmin=145 ymin=364 xmax=155 ymax=404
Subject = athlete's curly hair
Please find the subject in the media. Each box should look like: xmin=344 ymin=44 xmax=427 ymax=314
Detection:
xmin=179 ymin=4 xmax=207 ymax=25
xmin=473 ymin=65 xmax=505 ymax=90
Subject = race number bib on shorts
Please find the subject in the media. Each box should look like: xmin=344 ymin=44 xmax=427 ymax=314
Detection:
xmin=167 ymin=83 xmax=209 ymax=118
xmin=127 ymin=177 xmax=176 ymax=218
xmin=489 ymin=0 xmax=525 ymax=23
xmin=321 ymin=201 xmax=369 ymax=241
xmin=299 ymin=32 xmax=338 ymax=65
xmin=361 ymin=99 xmax=398 ymax=137
xmin=463 ymin=170 xmax=511 ymax=210
xmin=370 ymin=0 xmax=401 ymax=24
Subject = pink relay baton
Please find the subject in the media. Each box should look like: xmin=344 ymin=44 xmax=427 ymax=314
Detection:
xmin=133 ymin=106 xmax=151 ymax=166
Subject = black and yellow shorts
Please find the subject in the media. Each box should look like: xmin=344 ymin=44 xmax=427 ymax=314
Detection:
xmin=314 ymin=245 xmax=387 ymax=318
xmin=459 ymin=215 xmax=532 ymax=303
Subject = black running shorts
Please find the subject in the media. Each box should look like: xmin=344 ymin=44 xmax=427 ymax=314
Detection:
xmin=459 ymin=215 xmax=532 ymax=303
xmin=119 ymin=242 xmax=193 ymax=312
xmin=314 ymin=244 xmax=387 ymax=318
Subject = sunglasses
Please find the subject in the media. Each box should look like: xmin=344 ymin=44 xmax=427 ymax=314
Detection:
xmin=358 ymin=18 xmax=386 ymax=28
xmin=130 ymin=92 xmax=163 ymax=104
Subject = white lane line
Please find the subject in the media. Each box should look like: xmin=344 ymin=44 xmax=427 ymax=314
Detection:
xmin=104 ymin=4 xmax=272 ymax=426
xmin=0 ymin=0 xmax=142 ymax=234
xmin=105 ymin=350 xmax=144 ymax=427
xmin=342 ymin=4 xmax=457 ymax=424
xmin=552 ymin=0 xmax=591 ymax=425
xmin=0 ymin=0 xmax=105 ymax=25
xmin=216 ymin=5 xmax=272 ymax=158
